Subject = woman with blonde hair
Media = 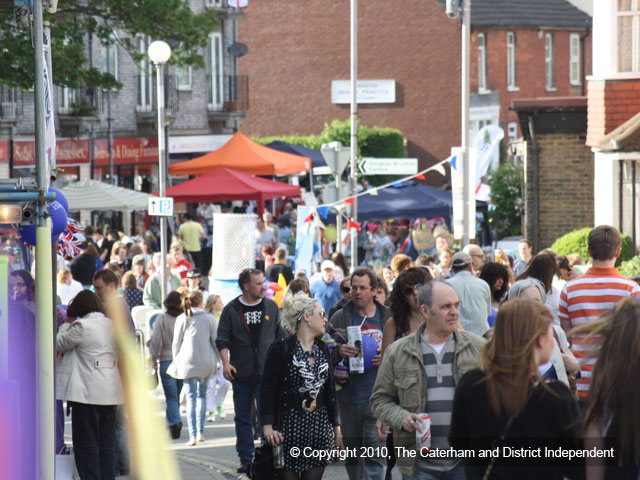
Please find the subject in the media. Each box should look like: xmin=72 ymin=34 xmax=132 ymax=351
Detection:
xmin=168 ymin=290 xmax=219 ymax=446
xmin=449 ymin=298 xmax=581 ymax=479
xmin=578 ymin=297 xmax=640 ymax=479
xmin=261 ymin=292 xmax=343 ymax=479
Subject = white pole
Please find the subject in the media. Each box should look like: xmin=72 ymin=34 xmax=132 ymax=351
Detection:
xmin=461 ymin=0 xmax=471 ymax=247
xmin=156 ymin=64 xmax=168 ymax=302
xmin=350 ymin=0 xmax=358 ymax=267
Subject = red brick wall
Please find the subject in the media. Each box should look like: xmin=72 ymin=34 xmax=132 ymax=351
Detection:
xmin=470 ymin=28 xmax=592 ymax=132
xmin=587 ymin=79 xmax=640 ymax=147
xmin=237 ymin=0 xmax=461 ymax=178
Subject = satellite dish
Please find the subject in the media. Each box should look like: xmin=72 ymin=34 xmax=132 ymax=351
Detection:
xmin=228 ymin=42 xmax=248 ymax=57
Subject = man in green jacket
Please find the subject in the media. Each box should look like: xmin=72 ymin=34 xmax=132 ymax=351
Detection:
xmin=370 ymin=281 xmax=485 ymax=479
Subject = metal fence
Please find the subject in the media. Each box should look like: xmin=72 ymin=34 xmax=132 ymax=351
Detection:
xmin=0 ymin=84 xmax=23 ymax=120
xmin=134 ymin=74 xmax=178 ymax=114
xmin=206 ymin=74 xmax=249 ymax=113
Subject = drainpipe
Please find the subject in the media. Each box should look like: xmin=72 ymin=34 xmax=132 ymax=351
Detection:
xmin=580 ymin=29 xmax=590 ymax=97
xmin=528 ymin=114 xmax=539 ymax=253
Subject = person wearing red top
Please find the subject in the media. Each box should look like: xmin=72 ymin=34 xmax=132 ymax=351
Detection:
xmin=170 ymin=241 xmax=193 ymax=282
xmin=558 ymin=225 xmax=640 ymax=402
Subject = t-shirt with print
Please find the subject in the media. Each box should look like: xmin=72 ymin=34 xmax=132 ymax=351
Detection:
xmin=171 ymin=258 xmax=193 ymax=280
xmin=239 ymin=297 xmax=264 ymax=347
xmin=349 ymin=308 xmax=383 ymax=404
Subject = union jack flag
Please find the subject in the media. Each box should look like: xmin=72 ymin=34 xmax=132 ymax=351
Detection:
xmin=65 ymin=217 xmax=84 ymax=234
xmin=57 ymin=230 xmax=83 ymax=257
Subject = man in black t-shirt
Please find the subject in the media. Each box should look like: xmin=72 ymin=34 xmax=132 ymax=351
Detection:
xmin=265 ymin=247 xmax=293 ymax=284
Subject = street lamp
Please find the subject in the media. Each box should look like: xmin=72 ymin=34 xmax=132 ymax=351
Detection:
xmin=148 ymin=40 xmax=171 ymax=301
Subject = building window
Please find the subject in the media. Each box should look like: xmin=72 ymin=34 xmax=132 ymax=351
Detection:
xmin=176 ymin=65 xmax=192 ymax=90
xmin=100 ymin=43 xmax=118 ymax=82
xmin=570 ymin=33 xmax=581 ymax=85
xmin=507 ymin=122 xmax=518 ymax=143
xmin=205 ymin=0 xmax=223 ymax=7
xmin=58 ymin=86 xmax=76 ymax=115
xmin=545 ymin=32 xmax=555 ymax=90
xmin=478 ymin=33 xmax=488 ymax=92
xmin=136 ymin=36 xmax=153 ymax=112
xmin=617 ymin=0 xmax=640 ymax=72
xmin=207 ymin=32 xmax=224 ymax=111
xmin=506 ymin=32 xmax=517 ymax=90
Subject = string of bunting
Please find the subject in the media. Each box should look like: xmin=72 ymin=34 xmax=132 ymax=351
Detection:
xmin=304 ymin=154 xmax=452 ymax=231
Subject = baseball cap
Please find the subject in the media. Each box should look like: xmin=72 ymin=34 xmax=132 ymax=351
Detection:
xmin=132 ymin=254 xmax=147 ymax=266
xmin=321 ymin=260 xmax=336 ymax=271
xmin=451 ymin=251 xmax=472 ymax=268
xmin=186 ymin=268 xmax=201 ymax=279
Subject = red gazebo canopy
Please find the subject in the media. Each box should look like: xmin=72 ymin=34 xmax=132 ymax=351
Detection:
xmin=163 ymin=167 xmax=301 ymax=215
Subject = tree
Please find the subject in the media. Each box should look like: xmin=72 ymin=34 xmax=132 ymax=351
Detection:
xmin=0 ymin=1 xmax=220 ymax=90
xmin=488 ymin=161 xmax=523 ymax=238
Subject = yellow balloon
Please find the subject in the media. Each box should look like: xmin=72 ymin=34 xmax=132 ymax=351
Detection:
xmin=323 ymin=225 xmax=338 ymax=242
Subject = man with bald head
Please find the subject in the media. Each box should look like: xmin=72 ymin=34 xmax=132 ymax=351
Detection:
xmin=462 ymin=244 xmax=485 ymax=275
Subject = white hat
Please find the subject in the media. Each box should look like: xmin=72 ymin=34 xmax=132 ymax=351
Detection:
xmin=321 ymin=259 xmax=336 ymax=271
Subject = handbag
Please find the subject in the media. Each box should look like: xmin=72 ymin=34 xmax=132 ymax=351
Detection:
xmin=482 ymin=416 xmax=513 ymax=480
xmin=551 ymin=328 xmax=578 ymax=397
xmin=248 ymin=442 xmax=280 ymax=480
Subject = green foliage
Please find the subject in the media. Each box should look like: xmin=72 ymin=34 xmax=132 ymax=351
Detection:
xmin=253 ymin=119 xmax=405 ymax=187
xmin=618 ymin=255 xmax=640 ymax=278
xmin=0 ymin=0 xmax=220 ymax=90
xmin=488 ymin=161 xmax=523 ymax=237
xmin=551 ymin=227 xmax=633 ymax=267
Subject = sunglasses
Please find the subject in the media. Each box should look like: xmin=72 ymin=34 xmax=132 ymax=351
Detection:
xmin=341 ymin=287 xmax=351 ymax=293
xmin=314 ymin=309 xmax=327 ymax=318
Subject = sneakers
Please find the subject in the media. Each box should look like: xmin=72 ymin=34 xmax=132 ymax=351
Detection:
xmin=186 ymin=438 xmax=196 ymax=447
xmin=237 ymin=459 xmax=251 ymax=473
xmin=169 ymin=422 xmax=182 ymax=440
xmin=206 ymin=412 xmax=216 ymax=422
xmin=197 ymin=433 xmax=205 ymax=443
xmin=216 ymin=406 xmax=226 ymax=419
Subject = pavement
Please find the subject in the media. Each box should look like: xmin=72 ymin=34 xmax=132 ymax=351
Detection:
xmin=62 ymin=387 xmax=401 ymax=480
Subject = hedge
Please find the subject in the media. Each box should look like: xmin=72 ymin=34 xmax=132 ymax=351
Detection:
xmin=550 ymin=227 xmax=633 ymax=267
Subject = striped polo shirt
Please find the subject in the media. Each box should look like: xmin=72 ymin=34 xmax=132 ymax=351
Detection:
xmin=419 ymin=336 xmax=459 ymax=472
xmin=558 ymin=267 xmax=640 ymax=397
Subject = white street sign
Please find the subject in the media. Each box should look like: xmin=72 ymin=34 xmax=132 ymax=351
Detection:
xmin=148 ymin=196 xmax=174 ymax=216
xmin=331 ymin=80 xmax=396 ymax=104
xmin=358 ymin=158 xmax=418 ymax=175
xmin=450 ymin=147 xmax=477 ymax=240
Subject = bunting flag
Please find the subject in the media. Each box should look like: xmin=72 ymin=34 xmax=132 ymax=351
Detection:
xmin=303 ymin=212 xmax=314 ymax=223
xmin=313 ymin=214 xmax=326 ymax=230
xmin=347 ymin=219 xmax=361 ymax=231
xmin=414 ymin=173 xmax=426 ymax=180
xmin=449 ymin=154 xmax=458 ymax=170
xmin=344 ymin=197 xmax=354 ymax=205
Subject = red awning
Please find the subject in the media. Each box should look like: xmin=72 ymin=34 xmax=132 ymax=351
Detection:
xmin=163 ymin=167 xmax=301 ymax=215
xmin=169 ymin=132 xmax=311 ymax=176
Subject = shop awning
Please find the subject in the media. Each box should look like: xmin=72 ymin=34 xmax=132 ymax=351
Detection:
xmin=162 ymin=167 xmax=301 ymax=215
xmin=61 ymin=179 xmax=152 ymax=211
xmin=169 ymin=132 xmax=311 ymax=176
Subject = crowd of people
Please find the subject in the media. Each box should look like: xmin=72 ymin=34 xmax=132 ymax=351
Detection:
xmin=7 ymin=214 xmax=640 ymax=480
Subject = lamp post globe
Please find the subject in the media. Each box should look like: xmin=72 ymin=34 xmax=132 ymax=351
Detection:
xmin=148 ymin=40 xmax=171 ymax=64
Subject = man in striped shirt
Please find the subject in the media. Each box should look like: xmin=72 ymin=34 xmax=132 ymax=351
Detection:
xmin=558 ymin=225 xmax=640 ymax=401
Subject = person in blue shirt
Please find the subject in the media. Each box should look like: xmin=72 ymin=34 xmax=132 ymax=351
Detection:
xmin=310 ymin=260 xmax=342 ymax=314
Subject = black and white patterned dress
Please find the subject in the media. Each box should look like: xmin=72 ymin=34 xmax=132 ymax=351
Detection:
xmin=281 ymin=340 xmax=336 ymax=472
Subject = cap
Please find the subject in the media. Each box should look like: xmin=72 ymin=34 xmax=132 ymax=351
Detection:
xmin=132 ymin=254 xmax=147 ymax=266
xmin=186 ymin=268 xmax=201 ymax=279
xmin=321 ymin=259 xmax=336 ymax=271
xmin=451 ymin=251 xmax=472 ymax=268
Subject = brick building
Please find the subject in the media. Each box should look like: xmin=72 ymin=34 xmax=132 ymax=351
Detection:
xmin=587 ymin=0 xmax=640 ymax=251
xmin=237 ymin=0 xmax=462 ymax=178
xmin=469 ymin=0 xmax=592 ymax=152
xmin=512 ymin=97 xmax=593 ymax=251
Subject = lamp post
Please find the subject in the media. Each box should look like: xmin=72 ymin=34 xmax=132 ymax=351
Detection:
xmin=148 ymin=40 xmax=171 ymax=302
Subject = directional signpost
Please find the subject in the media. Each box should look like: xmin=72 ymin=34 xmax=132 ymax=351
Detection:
xmin=148 ymin=196 xmax=174 ymax=217
xmin=358 ymin=157 xmax=418 ymax=175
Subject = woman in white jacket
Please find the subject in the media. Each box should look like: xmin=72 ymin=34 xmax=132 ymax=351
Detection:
xmin=56 ymin=290 xmax=123 ymax=480
xmin=168 ymin=289 xmax=219 ymax=446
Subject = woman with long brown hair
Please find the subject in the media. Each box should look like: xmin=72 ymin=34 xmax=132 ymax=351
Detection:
xmin=578 ymin=297 xmax=640 ymax=479
xmin=449 ymin=298 xmax=581 ymax=479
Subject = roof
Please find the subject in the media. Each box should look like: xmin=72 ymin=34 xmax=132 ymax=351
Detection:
xmin=470 ymin=0 xmax=591 ymax=30
xmin=509 ymin=97 xmax=588 ymax=140
xmin=60 ymin=180 xmax=152 ymax=212
xmin=598 ymin=110 xmax=640 ymax=152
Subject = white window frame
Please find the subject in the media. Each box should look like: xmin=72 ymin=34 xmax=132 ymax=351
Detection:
xmin=58 ymin=86 xmax=76 ymax=115
xmin=545 ymin=32 xmax=556 ymax=91
xmin=507 ymin=122 xmax=518 ymax=143
xmin=207 ymin=32 xmax=224 ymax=111
xmin=570 ymin=33 xmax=581 ymax=85
xmin=616 ymin=0 xmax=640 ymax=73
xmin=477 ymin=33 xmax=488 ymax=92
xmin=176 ymin=65 xmax=192 ymax=90
xmin=136 ymin=36 xmax=154 ymax=112
xmin=506 ymin=32 xmax=518 ymax=91
xmin=100 ymin=42 xmax=119 ymax=83
xmin=205 ymin=0 xmax=223 ymax=8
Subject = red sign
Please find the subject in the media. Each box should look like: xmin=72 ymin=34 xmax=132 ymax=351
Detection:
xmin=6 ymin=137 xmax=157 ymax=166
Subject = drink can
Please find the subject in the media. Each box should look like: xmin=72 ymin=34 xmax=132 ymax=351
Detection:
xmin=273 ymin=444 xmax=285 ymax=469
xmin=415 ymin=414 xmax=431 ymax=451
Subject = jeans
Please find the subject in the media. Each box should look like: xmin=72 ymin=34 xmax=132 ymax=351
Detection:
xmin=55 ymin=399 xmax=65 ymax=454
xmin=184 ymin=377 xmax=209 ymax=439
xmin=159 ymin=360 xmax=184 ymax=426
xmin=232 ymin=382 xmax=262 ymax=462
xmin=70 ymin=401 xmax=117 ymax=480
xmin=114 ymin=406 xmax=129 ymax=476
xmin=339 ymin=401 xmax=386 ymax=480
xmin=402 ymin=465 xmax=466 ymax=480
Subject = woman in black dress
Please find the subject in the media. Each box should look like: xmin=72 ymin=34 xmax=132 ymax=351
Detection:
xmin=261 ymin=292 xmax=344 ymax=480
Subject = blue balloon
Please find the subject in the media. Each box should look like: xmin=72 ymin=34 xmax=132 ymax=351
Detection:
xmin=20 ymin=224 xmax=37 ymax=245
xmin=48 ymin=187 xmax=69 ymax=213
xmin=362 ymin=335 xmax=379 ymax=372
xmin=19 ymin=201 xmax=69 ymax=244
